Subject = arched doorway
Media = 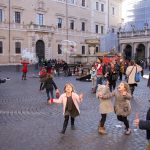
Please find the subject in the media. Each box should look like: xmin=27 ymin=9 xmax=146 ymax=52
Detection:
xmin=136 ymin=44 xmax=145 ymax=61
xmin=36 ymin=40 xmax=45 ymax=62
xmin=124 ymin=45 xmax=132 ymax=60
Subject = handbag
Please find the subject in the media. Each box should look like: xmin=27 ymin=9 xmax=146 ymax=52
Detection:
xmin=135 ymin=67 xmax=141 ymax=82
xmin=126 ymin=66 xmax=134 ymax=82
xmin=55 ymin=90 xmax=60 ymax=98
xmin=115 ymin=101 xmax=131 ymax=117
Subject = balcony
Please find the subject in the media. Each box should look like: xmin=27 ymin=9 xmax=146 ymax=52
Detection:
xmin=119 ymin=29 xmax=150 ymax=38
xmin=55 ymin=27 xmax=101 ymax=38
xmin=27 ymin=23 xmax=56 ymax=34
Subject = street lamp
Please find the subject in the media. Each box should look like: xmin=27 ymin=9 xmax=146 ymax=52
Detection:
xmin=65 ymin=0 xmax=68 ymax=62
xmin=117 ymin=27 xmax=121 ymax=52
xmin=8 ymin=0 xmax=11 ymax=63
xmin=117 ymin=32 xmax=120 ymax=52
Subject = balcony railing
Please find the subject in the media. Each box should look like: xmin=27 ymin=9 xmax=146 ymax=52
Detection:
xmin=119 ymin=29 xmax=150 ymax=38
xmin=55 ymin=27 xmax=101 ymax=38
xmin=27 ymin=24 xmax=56 ymax=33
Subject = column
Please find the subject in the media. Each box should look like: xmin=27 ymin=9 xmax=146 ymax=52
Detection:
xmin=133 ymin=43 xmax=138 ymax=59
xmin=148 ymin=42 xmax=150 ymax=64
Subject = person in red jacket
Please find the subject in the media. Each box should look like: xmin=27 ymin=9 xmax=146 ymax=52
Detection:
xmin=21 ymin=59 xmax=29 ymax=80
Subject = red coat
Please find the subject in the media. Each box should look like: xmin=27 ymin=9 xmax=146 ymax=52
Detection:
xmin=21 ymin=62 xmax=29 ymax=73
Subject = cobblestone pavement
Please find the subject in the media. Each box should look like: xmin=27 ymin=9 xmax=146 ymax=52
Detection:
xmin=0 ymin=68 xmax=150 ymax=150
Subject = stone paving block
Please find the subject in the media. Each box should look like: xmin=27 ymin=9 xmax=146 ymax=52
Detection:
xmin=0 ymin=69 xmax=149 ymax=150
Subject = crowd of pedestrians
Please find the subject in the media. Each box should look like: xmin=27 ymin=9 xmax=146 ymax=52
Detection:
xmin=18 ymin=56 xmax=150 ymax=149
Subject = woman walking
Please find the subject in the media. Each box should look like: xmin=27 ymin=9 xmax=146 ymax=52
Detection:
xmin=126 ymin=60 xmax=142 ymax=95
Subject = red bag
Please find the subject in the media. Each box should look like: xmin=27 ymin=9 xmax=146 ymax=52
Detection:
xmin=56 ymin=91 xmax=60 ymax=98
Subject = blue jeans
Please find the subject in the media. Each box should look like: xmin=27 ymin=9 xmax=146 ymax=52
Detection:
xmin=96 ymin=76 xmax=103 ymax=90
xmin=46 ymin=89 xmax=54 ymax=101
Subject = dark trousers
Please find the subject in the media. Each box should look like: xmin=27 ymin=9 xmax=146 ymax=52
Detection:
xmin=119 ymin=72 xmax=123 ymax=81
xmin=117 ymin=115 xmax=129 ymax=129
xmin=109 ymin=81 xmax=116 ymax=92
xmin=129 ymin=84 xmax=136 ymax=95
xmin=40 ymin=82 xmax=44 ymax=90
xmin=56 ymin=69 xmax=60 ymax=76
xmin=22 ymin=72 xmax=27 ymax=80
xmin=46 ymin=89 xmax=54 ymax=100
xmin=96 ymin=76 xmax=103 ymax=90
xmin=62 ymin=115 xmax=75 ymax=132
xmin=100 ymin=114 xmax=107 ymax=127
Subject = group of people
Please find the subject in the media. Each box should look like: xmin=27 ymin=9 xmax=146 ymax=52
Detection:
xmin=90 ymin=57 xmax=143 ymax=95
xmin=20 ymin=57 xmax=150 ymax=149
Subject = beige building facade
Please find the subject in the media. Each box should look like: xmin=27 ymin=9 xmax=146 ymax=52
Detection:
xmin=0 ymin=0 xmax=122 ymax=64
xmin=119 ymin=29 xmax=150 ymax=63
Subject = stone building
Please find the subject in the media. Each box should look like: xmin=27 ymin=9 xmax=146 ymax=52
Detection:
xmin=0 ymin=0 xmax=122 ymax=64
xmin=119 ymin=0 xmax=150 ymax=64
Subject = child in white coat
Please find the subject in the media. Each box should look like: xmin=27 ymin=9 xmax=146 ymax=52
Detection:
xmin=49 ymin=83 xmax=83 ymax=134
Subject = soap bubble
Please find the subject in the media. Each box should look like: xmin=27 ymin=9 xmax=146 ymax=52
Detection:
xmin=60 ymin=40 xmax=77 ymax=54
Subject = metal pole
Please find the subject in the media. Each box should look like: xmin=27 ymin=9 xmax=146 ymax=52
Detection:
xmin=117 ymin=32 xmax=120 ymax=52
xmin=108 ymin=0 xmax=109 ymax=30
xmin=66 ymin=1 xmax=68 ymax=62
xmin=8 ymin=0 xmax=11 ymax=63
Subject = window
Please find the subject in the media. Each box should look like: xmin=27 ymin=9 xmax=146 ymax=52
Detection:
xmin=0 ymin=41 xmax=3 ymax=53
xmin=67 ymin=0 xmax=75 ymax=4
xmin=70 ymin=20 xmax=74 ymax=30
xmin=101 ymin=26 xmax=104 ymax=34
xmin=58 ymin=44 xmax=62 ymax=54
xmin=112 ymin=7 xmax=115 ymax=15
xmin=82 ymin=46 xmax=85 ymax=54
xmin=37 ymin=13 xmax=44 ymax=25
xmin=57 ymin=18 xmax=62 ymax=28
xmin=101 ymin=3 xmax=104 ymax=12
xmin=82 ymin=0 xmax=85 ymax=7
xmin=81 ymin=22 xmax=85 ymax=31
xmin=15 ymin=11 xmax=21 ymax=23
xmin=96 ymin=47 xmax=99 ymax=53
xmin=96 ymin=2 xmax=99 ymax=10
xmin=95 ymin=25 xmax=99 ymax=33
xmin=15 ymin=42 xmax=21 ymax=54
xmin=0 ymin=9 xmax=3 ymax=22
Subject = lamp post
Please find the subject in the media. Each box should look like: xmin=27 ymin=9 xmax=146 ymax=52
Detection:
xmin=117 ymin=27 xmax=121 ymax=52
xmin=117 ymin=32 xmax=120 ymax=52
xmin=8 ymin=0 xmax=11 ymax=63
xmin=65 ymin=0 xmax=68 ymax=62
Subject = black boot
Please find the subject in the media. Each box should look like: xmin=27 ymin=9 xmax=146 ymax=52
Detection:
xmin=71 ymin=117 xmax=75 ymax=130
xmin=60 ymin=116 xmax=69 ymax=134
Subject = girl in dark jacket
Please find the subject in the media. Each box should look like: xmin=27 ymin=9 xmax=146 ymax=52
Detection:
xmin=134 ymin=107 xmax=150 ymax=149
xmin=106 ymin=63 xmax=118 ymax=92
xmin=21 ymin=59 xmax=29 ymax=80
xmin=43 ymin=73 xmax=58 ymax=102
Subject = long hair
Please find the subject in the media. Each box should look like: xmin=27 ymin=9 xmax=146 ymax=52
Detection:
xmin=47 ymin=73 xmax=53 ymax=79
xmin=63 ymin=83 xmax=75 ymax=93
xmin=121 ymin=81 xmax=130 ymax=93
